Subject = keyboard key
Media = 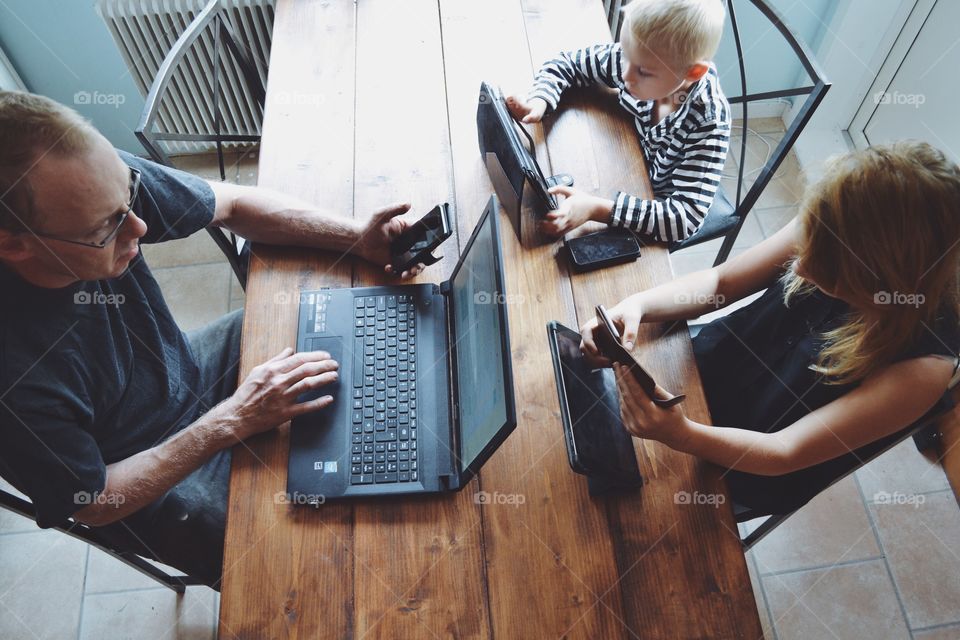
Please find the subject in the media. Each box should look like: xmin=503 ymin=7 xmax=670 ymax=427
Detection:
xmin=352 ymin=474 xmax=373 ymax=485
xmin=375 ymin=430 xmax=397 ymax=442
xmin=375 ymin=473 xmax=397 ymax=483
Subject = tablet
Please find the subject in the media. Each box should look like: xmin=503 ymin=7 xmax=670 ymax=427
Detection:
xmin=546 ymin=321 xmax=643 ymax=491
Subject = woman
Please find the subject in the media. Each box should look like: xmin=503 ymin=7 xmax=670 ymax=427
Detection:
xmin=580 ymin=141 xmax=960 ymax=515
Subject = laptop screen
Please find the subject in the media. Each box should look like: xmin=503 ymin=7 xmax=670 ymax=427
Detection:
xmin=449 ymin=197 xmax=515 ymax=475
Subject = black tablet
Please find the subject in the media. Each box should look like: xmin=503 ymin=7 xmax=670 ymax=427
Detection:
xmin=546 ymin=321 xmax=642 ymax=492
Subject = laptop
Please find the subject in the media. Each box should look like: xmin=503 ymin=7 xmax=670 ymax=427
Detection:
xmin=476 ymin=81 xmax=572 ymax=239
xmin=287 ymin=195 xmax=517 ymax=502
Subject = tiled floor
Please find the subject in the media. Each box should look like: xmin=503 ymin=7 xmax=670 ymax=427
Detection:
xmin=2 ymin=127 xmax=960 ymax=639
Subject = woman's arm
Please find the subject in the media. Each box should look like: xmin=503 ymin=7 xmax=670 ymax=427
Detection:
xmin=615 ymin=354 xmax=955 ymax=476
xmin=582 ymin=218 xmax=799 ymax=357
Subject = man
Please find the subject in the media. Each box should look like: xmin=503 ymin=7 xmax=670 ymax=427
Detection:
xmin=0 ymin=91 xmax=424 ymax=587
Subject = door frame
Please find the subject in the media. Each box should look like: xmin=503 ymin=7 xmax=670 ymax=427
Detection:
xmin=848 ymin=0 xmax=937 ymax=149
xmin=0 ymin=46 xmax=25 ymax=91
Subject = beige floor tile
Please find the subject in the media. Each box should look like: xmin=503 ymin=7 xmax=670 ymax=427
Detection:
xmin=729 ymin=132 xmax=808 ymax=209
xmin=152 ymin=263 xmax=232 ymax=333
xmin=870 ymin=491 xmax=960 ymax=629
xmin=745 ymin=550 xmax=776 ymax=640
xmin=0 ymin=529 xmax=87 ymax=640
xmin=912 ymin=623 xmax=960 ymax=639
xmin=670 ymin=249 xmax=717 ymax=278
xmin=80 ymin=587 xmax=217 ymax=640
xmin=84 ymin=546 xmax=181 ymax=594
xmin=763 ymin=559 xmax=911 ymax=640
xmin=754 ymin=206 xmax=798 ymax=238
xmin=856 ymin=439 xmax=951 ymax=502
xmin=0 ymin=480 xmax=37 ymax=534
xmin=235 ymin=148 xmax=260 ymax=187
xmin=734 ymin=117 xmax=787 ymax=135
xmin=141 ymin=232 xmax=229 ymax=269
xmin=749 ymin=475 xmax=881 ymax=575
xmin=170 ymin=152 xmax=240 ymax=182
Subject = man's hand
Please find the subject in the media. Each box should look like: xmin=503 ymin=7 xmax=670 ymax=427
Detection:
xmin=221 ymin=347 xmax=340 ymax=440
xmin=541 ymin=186 xmax=614 ymax=236
xmin=353 ymin=203 xmax=427 ymax=279
xmin=580 ymin=295 xmax=644 ymax=366
xmin=505 ymin=96 xmax=548 ymax=124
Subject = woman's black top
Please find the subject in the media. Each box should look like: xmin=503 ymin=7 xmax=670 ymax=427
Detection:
xmin=692 ymin=278 xmax=960 ymax=515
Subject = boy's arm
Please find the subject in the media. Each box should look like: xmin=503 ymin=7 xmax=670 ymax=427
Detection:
xmin=529 ymin=43 xmax=623 ymax=111
xmin=607 ymin=122 xmax=730 ymax=243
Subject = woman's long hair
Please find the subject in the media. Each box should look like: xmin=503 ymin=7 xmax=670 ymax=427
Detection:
xmin=782 ymin=141 xmax=960 ymax=385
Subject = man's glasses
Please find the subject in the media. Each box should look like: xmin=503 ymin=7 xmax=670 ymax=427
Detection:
xmin=32 ymin=167 xmax=141 ymax=249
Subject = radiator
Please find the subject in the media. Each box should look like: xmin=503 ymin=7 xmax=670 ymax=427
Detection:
xmin=96 ymin=0 xmax=275 ymax=155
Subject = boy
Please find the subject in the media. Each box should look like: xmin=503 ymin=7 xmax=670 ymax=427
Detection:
xmin=508 ymin=0 xmax=730 ymax=244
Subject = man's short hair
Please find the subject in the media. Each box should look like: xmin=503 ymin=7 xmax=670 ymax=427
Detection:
xmin=623 ymin=0 xmax=726 ymax=72
xmin=0 ymin=91 xmax=99 ymax=232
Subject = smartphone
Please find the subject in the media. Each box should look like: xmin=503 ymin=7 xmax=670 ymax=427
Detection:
xmin=390 ymin=203 xmax=453 ymax=274
xmin=593 ymin=304 xmax=685 ymax=408
xmin=565 ymin=228 xmax=640 ymax=272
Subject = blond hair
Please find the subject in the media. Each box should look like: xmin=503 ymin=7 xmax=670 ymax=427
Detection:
xmin=783 ymin=141 xmax=960 ymax=385
xmin=623 ymin=0 xmax=726 ymax=71
xmin=0 ymin=91 xmax=99 ymax=231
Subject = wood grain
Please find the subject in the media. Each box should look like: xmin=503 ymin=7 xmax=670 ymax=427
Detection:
xmin=221 ymin=0 xmax=762 ymax=637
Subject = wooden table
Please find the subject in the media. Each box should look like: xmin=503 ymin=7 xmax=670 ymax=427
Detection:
xmin=220 ymin=1 xmax=762 ymax=638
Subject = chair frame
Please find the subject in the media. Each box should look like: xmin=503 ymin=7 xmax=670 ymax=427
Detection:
xmin=606 ymin=0 xmax=831 ymax=265
xmin=0 ymin=489 xmax=204 ymax=593
xmin=738 ymin=357 xmax=960 ymax=550
xmin=135 ymin=0 xmax=264 ymax=290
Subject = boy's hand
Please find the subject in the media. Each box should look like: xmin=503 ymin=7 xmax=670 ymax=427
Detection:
xmin=505 ymin=96 xmax=548 ymax=124
xmin=541 ymin=186 xmax=614 ymax=236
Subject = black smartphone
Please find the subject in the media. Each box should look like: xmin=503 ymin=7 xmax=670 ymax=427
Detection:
xmin=390 ymin=203 xmax=453 ymax=274
xmin=594 ymin=304 xmax=685 ymax=408
xmin=565 ymin=228 xmax=640 ymax=272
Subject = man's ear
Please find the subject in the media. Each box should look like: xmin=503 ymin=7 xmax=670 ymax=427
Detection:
xmin=685 ymin=62 xmax=710 ymax=83
xmin=0 ymin=230 xmax=34 ymax=263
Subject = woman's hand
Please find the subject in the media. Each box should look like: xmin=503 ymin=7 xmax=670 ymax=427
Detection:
xmin=540 ymin=186 xmax=614 ymax=236
xmin=614 ymin=362 xmax=691 ymax=447
xmin=580 ymin=295 xmax=644 ymax=366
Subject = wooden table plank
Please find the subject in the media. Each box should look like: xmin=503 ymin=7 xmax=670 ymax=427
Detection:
xmin=220 ymin=1 xmax=358 ymax=638
xmin=520 ymin=1 xmax=764 ymax=637
xmin=348 ymin=0 xmax=488 ymax=637
xmin=440 ymin=1 xmax=632 ymax=638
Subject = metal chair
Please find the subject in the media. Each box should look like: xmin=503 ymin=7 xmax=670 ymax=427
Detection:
xmin=737 ymin=355 xmax=960 ymax=550
xmin=604 ymin=0 xmax=830 ymax=265
xmin=0 ymin=486 xmax=204 ymax=593
xmin=135 ymin=0 xmax=266 ymax=290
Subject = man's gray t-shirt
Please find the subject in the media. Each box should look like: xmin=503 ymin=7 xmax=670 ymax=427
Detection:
xmin=0 ymin=150 xmax=216 ymax=527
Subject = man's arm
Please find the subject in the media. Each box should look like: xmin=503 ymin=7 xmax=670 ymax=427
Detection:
xmin=205 ymin=180 xmax=421 ymax=276
xmin=74 ymin=348 xmax=338 ymax=526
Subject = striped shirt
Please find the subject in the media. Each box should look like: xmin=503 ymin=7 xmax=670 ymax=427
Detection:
xmin=529 ymin=43 xmax=731 ymax=243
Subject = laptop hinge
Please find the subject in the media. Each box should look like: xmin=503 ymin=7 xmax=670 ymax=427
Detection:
xmin=439 ymin=279 xmax=452 ymax=296
xmin=437 ymin=286 xmax=461 ymax=490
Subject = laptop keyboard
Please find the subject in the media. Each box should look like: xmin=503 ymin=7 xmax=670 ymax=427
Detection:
xmin=350 ymin=294 xmax=418 ymax=485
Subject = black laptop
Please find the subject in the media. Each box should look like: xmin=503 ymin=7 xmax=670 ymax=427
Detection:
xmin=287 ymin=196 xmax=517 ymax=502
xmin=477 ymin=81 xmax=571 ymax=239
